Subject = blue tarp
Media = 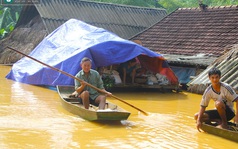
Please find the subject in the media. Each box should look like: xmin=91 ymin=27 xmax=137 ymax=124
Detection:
xmin=6 ymin=19 xmax=178 ymax=86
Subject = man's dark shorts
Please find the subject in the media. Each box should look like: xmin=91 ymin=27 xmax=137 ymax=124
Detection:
xmin=78 ymin=97 xmax=99 ymax=106
xmin=204 ymin=104 xmax=235 ymax=121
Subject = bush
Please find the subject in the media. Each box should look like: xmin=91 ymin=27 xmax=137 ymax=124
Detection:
xmin=102 ymin=74 xmax=115 ymax=90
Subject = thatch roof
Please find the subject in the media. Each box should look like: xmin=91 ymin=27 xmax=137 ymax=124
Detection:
xmin=0 ymin=16 xmax=47 ymax=64
xmin=187 ymin=44 xmax=238 ymax=94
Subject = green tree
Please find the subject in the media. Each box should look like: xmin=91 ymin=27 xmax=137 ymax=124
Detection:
xmin=159 ymin=0 xmax=238 ymax=13
xmin=0 ymin=5 xmax=21 ymax=39
xmin=159 ymin=0 xmax=184 ymax=13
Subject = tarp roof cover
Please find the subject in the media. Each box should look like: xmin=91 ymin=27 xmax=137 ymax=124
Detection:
xmin=6 ymin=19 xmax=178 ymax=86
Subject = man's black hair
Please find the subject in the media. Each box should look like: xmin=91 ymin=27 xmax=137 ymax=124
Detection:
xmin=208 ymin=67 xmax=221 ymax=77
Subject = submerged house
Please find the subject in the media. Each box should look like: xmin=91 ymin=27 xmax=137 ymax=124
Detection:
xmin=0 ymin=0 xmax=167 ymax=64
xmin=6 ymin=19 xmax=178 ymax=90
xmin=2 ymin=0 xmax=179 ymax=90
xmin=131 ymin=5 xmax=238 ymax=91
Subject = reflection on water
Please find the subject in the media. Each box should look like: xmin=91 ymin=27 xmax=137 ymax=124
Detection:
xmin=0 ymin=65 xmax=237 ymax=148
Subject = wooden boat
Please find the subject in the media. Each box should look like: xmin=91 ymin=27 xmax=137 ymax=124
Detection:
xmin=56 ymin=85 xmax=131 ymax=121
xmin=201 ymin=122 xmax=238 ymax=142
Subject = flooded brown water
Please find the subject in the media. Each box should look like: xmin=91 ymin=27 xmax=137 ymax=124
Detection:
xmin=0 ymin=65 xmax=237 ymax=148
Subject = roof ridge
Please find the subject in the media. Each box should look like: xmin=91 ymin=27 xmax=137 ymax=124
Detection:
xmin=77 ymin=0 xmax=166 ymax=11
xmin=211 ymin=5 xmax=238 ymax=9
xmin=178 ymin=5 xmax=238 ymax=10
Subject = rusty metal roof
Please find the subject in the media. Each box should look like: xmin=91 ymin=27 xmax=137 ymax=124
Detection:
xmin=27 ymin=0 xmax=167 ymax=39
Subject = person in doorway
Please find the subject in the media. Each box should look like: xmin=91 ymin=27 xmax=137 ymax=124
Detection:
xmin=120 ymin=58 xmax=138 ymax=85
xmin=194 ymin=67 xmax=238 ymax=131
xmin=71 ymin=57 xmax=112 ymax=109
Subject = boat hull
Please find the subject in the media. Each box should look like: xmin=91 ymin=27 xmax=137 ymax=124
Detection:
xmin=56 ymin=85 xmax=130 ymax=121
xmin=201 ymin=122 xmax=238 ymax=142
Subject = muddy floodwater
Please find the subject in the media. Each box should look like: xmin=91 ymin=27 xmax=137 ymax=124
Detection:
xmin=0 ymin=65 xmax=237 ymax=148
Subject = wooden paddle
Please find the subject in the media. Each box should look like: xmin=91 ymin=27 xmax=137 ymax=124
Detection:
xmin=7 ymin=46 xmax=149 ymax=116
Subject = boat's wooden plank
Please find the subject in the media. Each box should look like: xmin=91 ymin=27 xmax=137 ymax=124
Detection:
xmin=64 ymin=97 xmax=80 ymax=102
xmin=201 ymin=122 xmax=238 ymax=142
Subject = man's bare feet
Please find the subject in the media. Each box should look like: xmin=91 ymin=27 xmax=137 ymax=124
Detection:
xmin=216 ymin=124 xmax=228 ymax=129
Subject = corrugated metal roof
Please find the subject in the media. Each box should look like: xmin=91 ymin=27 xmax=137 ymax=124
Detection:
xmin=187 ymin=45 xmax=238 ymax=94
xmin=32 ymin=0 xmax=167 ymax=39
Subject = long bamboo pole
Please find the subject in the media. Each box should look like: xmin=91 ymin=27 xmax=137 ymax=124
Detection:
xmin=7 ymin=46 xmax=149 ymax=116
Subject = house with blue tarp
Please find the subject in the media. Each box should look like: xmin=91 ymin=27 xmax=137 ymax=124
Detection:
xmin=6 ymin=19 xmax=178 ymax=91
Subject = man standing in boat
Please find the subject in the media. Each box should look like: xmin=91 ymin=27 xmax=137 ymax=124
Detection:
xmin=73 ymin=57 xmax=112 ymax=109
xmin=195 ymin=67 xmax=238 ymax=131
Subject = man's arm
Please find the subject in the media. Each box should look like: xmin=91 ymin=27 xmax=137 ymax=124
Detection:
xmin=101 ymin=89 xmax=112 ymax=97
xmin=196 ymin=106 xmax=206 ymax=132
xmin=76 ymin=81 xmax=86 ymax=93
xmin=234 ymin=100 xmax=238 ymax=126
xmin=231 ymin=94 xmax=238 ymax=125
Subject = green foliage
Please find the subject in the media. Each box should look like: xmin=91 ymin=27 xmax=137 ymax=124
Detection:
xmin=159 ymin=0 xmax=184 ymax=13
xmin=102 ymin=74 xmax=115 ymax=90
xmin=89 ymin=0 xmax=238 ymax=13
xmin=0 ymin=5 xmax=21 ymax=39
